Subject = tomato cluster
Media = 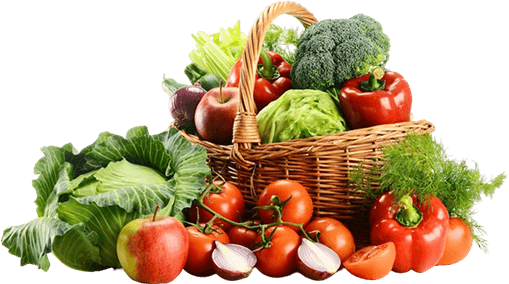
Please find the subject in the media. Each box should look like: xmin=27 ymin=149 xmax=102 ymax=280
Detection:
xmin=183 ymin=179 xmax=357 ymax=279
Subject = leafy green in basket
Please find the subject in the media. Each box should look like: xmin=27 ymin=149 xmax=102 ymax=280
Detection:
xmin=1 ymin=126 xmax=210 ymax=271
xmin=189 ymin=21 xmax=247 ymax=81
xmin=257 ymin=89 xmax=347 ymax=144
xmin=350 ymin=133 xmax=506 ymax=251
xmin=262 ymin=24 xmax=302 ymax=65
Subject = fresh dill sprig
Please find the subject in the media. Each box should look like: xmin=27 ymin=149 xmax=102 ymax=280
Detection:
xmin=350 ymin=133 xmax=506 ymax=252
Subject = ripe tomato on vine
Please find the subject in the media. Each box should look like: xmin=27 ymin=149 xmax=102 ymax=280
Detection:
xmin=257 ymin=179 xmax=313 ymax=230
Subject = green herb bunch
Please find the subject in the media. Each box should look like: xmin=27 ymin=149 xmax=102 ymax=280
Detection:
xmin=262 ymin=24 xmax=302 ymax=65
xmin=350 ymin=133 xmax=506 ymax=251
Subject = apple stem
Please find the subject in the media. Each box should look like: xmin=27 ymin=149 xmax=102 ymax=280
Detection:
xmin=219 ymin=80 xmax=224 ymax=103
xmin=153 ymin=204 xmax=161 ymax=222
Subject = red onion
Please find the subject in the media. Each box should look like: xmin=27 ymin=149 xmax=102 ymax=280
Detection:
xmin=212 ymin=241 xmax=257 ymax=280
xmin=168 ymin=85 xmax=207 ymax=133
xmin=297 ymin=238 xmax=341 ymax=280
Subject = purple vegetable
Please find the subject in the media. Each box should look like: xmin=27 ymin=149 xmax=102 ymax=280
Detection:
xmin=168 ymin=85 xmax=207 ymax=133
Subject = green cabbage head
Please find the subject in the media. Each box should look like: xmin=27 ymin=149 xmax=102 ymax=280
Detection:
xmin=1 ymin=126 xmax=210 ymax=271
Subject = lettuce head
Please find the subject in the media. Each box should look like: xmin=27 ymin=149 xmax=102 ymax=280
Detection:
xmin=257 ymin=89 xmax=347 ymax=143
xmin=1 ymin=126 xmax=210 ymax=271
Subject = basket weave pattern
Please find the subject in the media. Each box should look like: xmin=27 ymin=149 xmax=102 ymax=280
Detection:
xmin=180 ymin=2 xmax=435 ymax=247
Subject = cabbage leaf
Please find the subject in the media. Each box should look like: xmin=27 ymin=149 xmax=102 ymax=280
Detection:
xmin=2 ymin=126 xmax=210 ymax=271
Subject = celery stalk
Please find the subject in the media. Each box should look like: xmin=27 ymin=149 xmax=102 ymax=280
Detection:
xmin=189 ymin=21 xmax=247 ymax=81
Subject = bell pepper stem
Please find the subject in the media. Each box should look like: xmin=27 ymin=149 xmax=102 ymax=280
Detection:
xmin=257 ymin=49 xmax=280 ymax=80
xmin=259 ymin=49 xmax=274 ymax=78
xmin=396 ymin=195 xmax=423 ymax=228
xmin=360 ymin=66 xmax=386 ymax=92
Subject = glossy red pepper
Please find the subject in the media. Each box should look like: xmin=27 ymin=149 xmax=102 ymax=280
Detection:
xmin=369 ymin=192 xmax=449 ymax=273
xmin=339 ymin=67 xmax=412 ymax=129
xmin=226 ymin=49 xmax=292 ymax=112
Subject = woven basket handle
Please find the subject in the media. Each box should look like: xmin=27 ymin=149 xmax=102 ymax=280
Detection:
xmin=231 ymin=1 xmax=317 ymax=169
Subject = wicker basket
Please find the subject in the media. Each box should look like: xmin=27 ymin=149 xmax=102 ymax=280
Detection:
xmin=180 ymin=1 xmax=434 ymax=248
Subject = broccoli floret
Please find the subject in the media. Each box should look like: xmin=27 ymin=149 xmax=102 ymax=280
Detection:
xmin=290 ymin=14 xmax=390 ymax=91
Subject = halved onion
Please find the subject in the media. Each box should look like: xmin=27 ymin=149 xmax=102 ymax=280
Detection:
xmin=212 ymin=241 xmax=257 ymax=280
xmin=297 ymin=238 xmax=341 ymax=280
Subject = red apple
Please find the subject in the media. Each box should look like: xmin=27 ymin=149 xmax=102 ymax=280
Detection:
xmin=194 ymin=84 xmax=239 ymax=145
xmin=117 ymin=205 xmax=189 ymax=284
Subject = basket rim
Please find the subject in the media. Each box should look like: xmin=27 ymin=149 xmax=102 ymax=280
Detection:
xmin=181 ymin=119 xmax=435 ymax=152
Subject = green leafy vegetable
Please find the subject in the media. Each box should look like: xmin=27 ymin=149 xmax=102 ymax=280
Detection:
xmin=189 ymin=21 xmax=247 ymax=81
xmin=350 ymin=133 xmax=506 ymax=251
xmin=262 ymin=24 xmax=302 ymax=65
xmin=257 ymin=89 xmax=347 ymax=143
xmin=162 ymin=74 xmax=187 ymax=97
xmin=2 ymin=126 xmax=210 ymax=271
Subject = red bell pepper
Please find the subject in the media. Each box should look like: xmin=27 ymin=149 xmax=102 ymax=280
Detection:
xmin=369 ymin=192 xmax=449 ymax=273
xmin=339 ymin=67 xmax=412 ymax=129
xmin=226 ymin=49 xmax=292 ymax=112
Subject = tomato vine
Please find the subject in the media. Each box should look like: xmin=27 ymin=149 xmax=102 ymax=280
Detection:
xmin=192 ymin=176 xmax=314 ymax=249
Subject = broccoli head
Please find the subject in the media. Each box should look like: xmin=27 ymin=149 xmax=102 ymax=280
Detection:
xmin=290 ymin=14 xmax=390 ymax=91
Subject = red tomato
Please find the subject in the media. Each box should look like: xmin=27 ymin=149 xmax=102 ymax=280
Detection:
xmin=304 ymin=217 xmax=355 ymax=263
xmin=343 ymin=242 xmax=396 ymax=280
xmin=226 ymin=220 xmax=260 ymax=249
xmin=254 ymin=226 xmax=301 ymax=278
xmin=437 ymin=217 xmax=473 ymax=265
xmin=257 ymin=180 xmax=313 ymax=230
xmin=188 ymin=180 xmax=245 ymax=231
xmin=184 ymin=224 xmax=230 ymax=277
